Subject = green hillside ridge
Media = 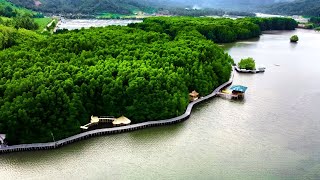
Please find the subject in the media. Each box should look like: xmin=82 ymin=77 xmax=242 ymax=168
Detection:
xmin=264 ymin=0 xmax=320 ymax=16
xmin=0 ymin=0 xmax=55 ymax=33
xmin=8 ymin=0 xmax=154 ymax=15
xmin=0 ymin=0 xmax=34 ymax=17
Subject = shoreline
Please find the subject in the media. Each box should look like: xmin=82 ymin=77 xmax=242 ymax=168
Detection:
xmin=0 ymin=68 xmax=234 ymax=154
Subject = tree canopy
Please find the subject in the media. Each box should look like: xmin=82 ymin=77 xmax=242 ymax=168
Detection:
xmin=290 ymin=35 xmax=299 ymax=42
xmin=238 ymin=57 xmax=256 ymax=70
xmin=264 ymin=0 xmax=320 ymax=16
xmin=129 ymin=17 xmax=297 ymax=43
xmin=0 ymin=25 xmax=233 ymax=144
xmin=0 ymin=16 xmax=298 ymax=145
xmin=0 ymin=24 xmax=42 ymax=49
xmin=0 ymin=15 xmax=39 ymax=30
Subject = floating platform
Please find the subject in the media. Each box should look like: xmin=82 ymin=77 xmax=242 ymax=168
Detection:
xmin=235 ymin=66 xmax=265 ymax=73
xmin=217 ymin=85 xmax=248 ymax=100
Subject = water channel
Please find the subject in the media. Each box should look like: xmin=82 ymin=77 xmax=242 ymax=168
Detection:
xmin=1 ymin=29 xmax=320 ymax=180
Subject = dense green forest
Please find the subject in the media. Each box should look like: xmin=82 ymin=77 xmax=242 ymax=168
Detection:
xmin=164 ymin=8 xmax=256 ymax=17
xmin=0 ymin=3 xmax=17 ymax=17
xmin=0 ymin=16 xmax=297 ymax=145
xmin=129 ymin=17 xmax=297 ymax=43
xmin=0 ymin=24 xmax=233 ymax=144
xmin=0 ymin=15 xmax=40 ymax=30
xmin=0 ymin=22 xmax=42 ymax=49
xmin=309 ymin=17 xmax=320 ymax=29
xmin=264 ymin=0 xmax=320 ymax=16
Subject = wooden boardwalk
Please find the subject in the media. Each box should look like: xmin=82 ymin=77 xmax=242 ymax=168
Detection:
xmin=0 ymin=69 xmax=234 ymax=154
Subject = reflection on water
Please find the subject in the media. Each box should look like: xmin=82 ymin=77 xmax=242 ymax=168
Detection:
xmin=222 ymin=37 xmax=260 ymax=51
xmin=1 ymin=29 xmax=320 ymax=180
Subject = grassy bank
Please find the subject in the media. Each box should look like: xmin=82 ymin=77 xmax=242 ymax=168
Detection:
xmin=34 ymin=17 xmax=53 ymax=32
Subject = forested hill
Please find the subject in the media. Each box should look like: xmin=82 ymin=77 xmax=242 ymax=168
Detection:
xmin=264 ymin=0 xmax=320 ymax=16
xmin=152 ymin=0 xmax=294 ymax=10
xmin=7 ymin=0 xmax=297 ymax=15
xmin=7 ymin=0 xmax=154 ymax=14
xmin=0 ymin=0 xmax=34 ymax=17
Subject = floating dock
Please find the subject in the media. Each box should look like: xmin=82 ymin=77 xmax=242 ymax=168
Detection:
xmin=235 ymin=66 xmax=265 ymax=73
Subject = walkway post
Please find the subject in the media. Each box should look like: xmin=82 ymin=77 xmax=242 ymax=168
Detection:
xmin=51 ymin=132 xmax=56 ymax=148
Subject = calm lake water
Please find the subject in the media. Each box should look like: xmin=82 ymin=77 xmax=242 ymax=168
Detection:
xmin=57 ymin=19 xmax=142 ymax=30
xmin=1 ymin=29 xmax=320 ymax=180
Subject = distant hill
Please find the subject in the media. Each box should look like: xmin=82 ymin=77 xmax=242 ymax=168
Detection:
xmin=7 ymin=0 xmax=154 ymax=14
xmin=0 ymin=0 xmax=34 ymax=17
xmin=7 ymin=0 xmax=296 ymax=15
xmin=9 ymin=0 xmax=312 ymax=16
xmin=150 ymin=0 xmax=295 ymax=10
xmin=264 ymin=0 xmax=320 ymax=16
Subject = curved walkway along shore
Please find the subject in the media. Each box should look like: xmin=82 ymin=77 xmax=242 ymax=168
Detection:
xmin=0 ymin=69 xmax=234 ymax=154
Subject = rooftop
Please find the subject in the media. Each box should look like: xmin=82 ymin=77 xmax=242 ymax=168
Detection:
xmin=112 ymin=116 xmax=131 ymax=126
xmin=91 ymin=116 xmax=100 ymax=123
xmin=189 ymin=90 xmax=199 ymax=97
xmin=230 ymin=85 xmax=248 ymax=93
xmin=0 ymin=134 xmax=6 ymax=143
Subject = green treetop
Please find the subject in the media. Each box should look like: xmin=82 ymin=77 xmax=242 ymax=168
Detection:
xmin=238 ymin=57 xmax=256 ymax=70
xmin=290 ymin=35 xmax=299 ymax=43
